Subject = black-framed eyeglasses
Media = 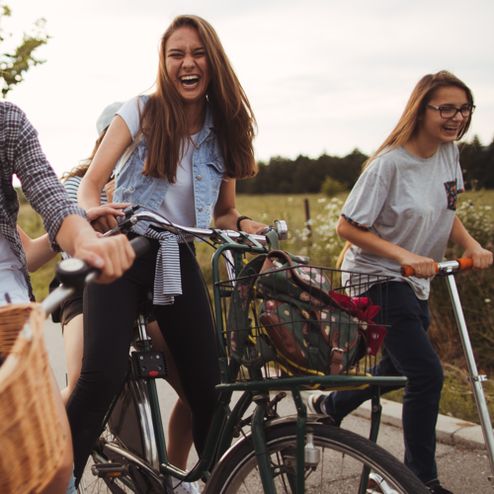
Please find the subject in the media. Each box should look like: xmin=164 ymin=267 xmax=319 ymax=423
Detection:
xmin=427 ymin=103 xmax=475 ymax=119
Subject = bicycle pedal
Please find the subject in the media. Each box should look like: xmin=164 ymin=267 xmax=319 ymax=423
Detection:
xmin=91 ymin=462 xmax=128 ymax=478
xmin=131 ymin=350 xmax=167 ymax=379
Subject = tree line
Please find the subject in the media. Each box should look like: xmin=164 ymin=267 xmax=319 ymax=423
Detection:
xmin=238 ymin=136 xmax=494 ymax=194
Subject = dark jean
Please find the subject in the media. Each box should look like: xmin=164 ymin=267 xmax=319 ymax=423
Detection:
xmin=66 ymin=241 xmax=220 ymax=481
xmin=322 ymin=281 xmax=443 ymax=483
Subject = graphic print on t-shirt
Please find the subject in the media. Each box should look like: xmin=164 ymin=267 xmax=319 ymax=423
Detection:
xmin=444 ymin=180 xmax=458 ymax=211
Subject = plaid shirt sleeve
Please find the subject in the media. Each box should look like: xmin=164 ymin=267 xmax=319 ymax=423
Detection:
xmin=5 ymin=104 xmax=86 ymax=247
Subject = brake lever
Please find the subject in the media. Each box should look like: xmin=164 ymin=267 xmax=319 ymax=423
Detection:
xmin=103 ymin=205 xmax=141 ymax=237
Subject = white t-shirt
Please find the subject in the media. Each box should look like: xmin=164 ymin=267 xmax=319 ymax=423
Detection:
xmin=0 ymin=234 xmax=30 ymax=305
xmin=117 ymin=96 xmax=196 ymax=227
xmin=341 ymin=142 xmax=464 ymax=300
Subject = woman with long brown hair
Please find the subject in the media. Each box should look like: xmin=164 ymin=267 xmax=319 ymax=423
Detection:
xmin=69 ymin=15 xmax=265 ymax=488
xmin=308 ymin=71 xmax=492 ymax=494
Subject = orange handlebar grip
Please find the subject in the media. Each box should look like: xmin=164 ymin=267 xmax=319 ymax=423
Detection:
xmin=402 ymin=258 xmax=473 ymax=276
xmin=456 ymin=258 xmax=474 ymax=270
xmin=401 ymin=263 xmax=440 ymax=277
xmin=401 ymin=265 xmax=415 ymax=277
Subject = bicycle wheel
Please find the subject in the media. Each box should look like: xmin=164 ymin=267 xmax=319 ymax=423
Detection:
xmin=205 ymin=422 xmax=428 ymax=493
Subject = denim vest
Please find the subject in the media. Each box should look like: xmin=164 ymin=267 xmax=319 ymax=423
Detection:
xmin=114 ymin=104 xmax=225 ymax=233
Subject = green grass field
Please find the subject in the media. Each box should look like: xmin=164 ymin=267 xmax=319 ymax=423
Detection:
xmin=17 ymin=189 xmax=494 ymax=423
xmin=462 ymin=188 xmax=494 ymax=211
xmin=19 ymin=189 xmax=494 ymax=300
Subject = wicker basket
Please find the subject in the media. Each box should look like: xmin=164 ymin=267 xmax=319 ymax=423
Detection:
xmin=0 ymin=304 xmax=68 ymax=494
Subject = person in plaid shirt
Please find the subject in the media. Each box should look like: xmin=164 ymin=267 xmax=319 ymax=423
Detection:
xmin=0 ymin=100 xmax=135 ymax=304
xmin=1 ymin=101 xmax=136 ymax=493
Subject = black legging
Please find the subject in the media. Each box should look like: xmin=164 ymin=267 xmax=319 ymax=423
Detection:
xmin=66 ymin=241 xmax=220 ymax=481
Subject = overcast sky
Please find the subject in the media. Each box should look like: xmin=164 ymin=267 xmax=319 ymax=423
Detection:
xmin=4 ymin=0 xmax=494 ymax=176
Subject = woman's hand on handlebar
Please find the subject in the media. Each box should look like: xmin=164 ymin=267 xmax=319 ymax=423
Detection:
xmin=87 ymin=205 xmax=126 ymax=234
xmin=86 ymin=202 xmax=130 ymax=233
xmin=238 ymin=218 xmax=269 ymax=235
xmin=462 ymin=244 xmax=493 ymax=270
xmin=72 ymin=233 xmax=135 ymax=284
xmin=401 ymin=251 xmax=492 ymax=278
xmin=398 ymin=252 xmax=437 ymax=278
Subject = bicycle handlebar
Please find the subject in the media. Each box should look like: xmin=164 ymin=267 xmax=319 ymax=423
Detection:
xmin=401 ymin=258 xmax=474 ymax=277
xmin=42 ymin=208 xmax=288 ymax=316
xmin=109 ymin=207 xmax=288 ymax=246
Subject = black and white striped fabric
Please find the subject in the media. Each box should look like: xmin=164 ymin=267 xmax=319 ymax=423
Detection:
xmin=64 ymin=175 xmax=107 ymax=204
xmin=144 ymin=227 xmax=182 ymax=305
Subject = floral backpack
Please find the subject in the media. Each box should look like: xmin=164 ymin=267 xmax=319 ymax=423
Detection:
xmin=226 ymin=250 xmax=386 ymax=378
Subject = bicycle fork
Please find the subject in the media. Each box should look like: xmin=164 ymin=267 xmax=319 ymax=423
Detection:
xmin=249 ymin=391 xmax=320 ymax=494
xmin=445 ymin=274 xmax=494 ymax=481
xmin=251 ymin=394 xmax=279 ymax=494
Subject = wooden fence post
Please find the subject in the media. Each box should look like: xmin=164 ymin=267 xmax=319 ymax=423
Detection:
xmin=304 ymin=198 xmax=312 ymax=246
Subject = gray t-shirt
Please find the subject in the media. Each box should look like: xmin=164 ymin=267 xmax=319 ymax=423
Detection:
xmin=341 ymin=142 xmax=464 ymax=300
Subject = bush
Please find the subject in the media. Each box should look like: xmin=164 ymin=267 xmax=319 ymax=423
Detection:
xmin=385 ymin=363 xmax=494 ymax=424
xmin=285 ymin=196 xmax=345 ymax=267
xmin=428 ymin=197 xmax=494 ymax=372
xmin=320 ymin=176 xmax=348 ymax=197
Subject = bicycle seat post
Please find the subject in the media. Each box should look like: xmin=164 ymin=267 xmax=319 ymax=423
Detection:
xmin=136 ymin=314 xmax=150 ymax=345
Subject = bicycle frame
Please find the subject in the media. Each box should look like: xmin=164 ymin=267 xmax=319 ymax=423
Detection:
xmin=81 ymin=209 xmax=410 ymax=494
xmin=86 ymin=219 xmax=284 ymax=490
xmin=153 ymin=240 xmax=280 ymax=484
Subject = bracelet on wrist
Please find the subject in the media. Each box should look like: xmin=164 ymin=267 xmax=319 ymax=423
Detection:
xmin=236 ymin=215 xmax=252 ymax=231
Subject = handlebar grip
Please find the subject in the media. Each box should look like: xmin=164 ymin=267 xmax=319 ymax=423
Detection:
xmin=401 ymin=265 xmax=416 ymax=277
xmin=401 ymin=257 xmax=474 ymax=277
xmin=456 ymin=257 xmax=474 ymax=270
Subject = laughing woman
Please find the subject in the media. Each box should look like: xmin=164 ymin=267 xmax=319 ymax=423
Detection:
xmin=68 ymin=14 xmax=265 ymax=486
xmin=308 ymin=71 xmax=492 ymax=494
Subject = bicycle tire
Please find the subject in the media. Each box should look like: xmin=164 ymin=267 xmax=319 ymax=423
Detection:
xmin=205 ymin=422 xmax=429 ymax=493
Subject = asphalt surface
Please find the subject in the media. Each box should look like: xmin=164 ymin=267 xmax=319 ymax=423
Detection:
xmin=43 ymin=318 xmax=493 ymax=493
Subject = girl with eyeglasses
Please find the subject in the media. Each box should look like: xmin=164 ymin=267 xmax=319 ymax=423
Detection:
xmin=308 ymin=70 xmax=492 ymax=494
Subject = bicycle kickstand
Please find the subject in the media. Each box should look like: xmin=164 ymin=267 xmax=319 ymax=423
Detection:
xmin=445 ymin=274 xmax=494 ymax=482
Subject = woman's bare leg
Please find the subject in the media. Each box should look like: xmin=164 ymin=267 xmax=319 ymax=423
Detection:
xmin=61 ymin=314 xmax=84 ymax=405
xmin=167 ymin=399 xmax=194 ymax=469
xmin=147 ymin=321 xmax=194 ymax=469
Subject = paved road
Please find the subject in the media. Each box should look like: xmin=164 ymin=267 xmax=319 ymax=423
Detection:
xmin=44 ymin=319 xmax=492 ymax=493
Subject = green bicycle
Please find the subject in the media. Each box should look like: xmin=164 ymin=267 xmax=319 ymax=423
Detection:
xmin=56 ymin=208 xmax=427 ymax=494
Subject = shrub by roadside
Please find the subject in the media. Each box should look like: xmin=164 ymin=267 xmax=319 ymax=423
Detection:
xmin=386 ymin=364 xmax=494 ymax=425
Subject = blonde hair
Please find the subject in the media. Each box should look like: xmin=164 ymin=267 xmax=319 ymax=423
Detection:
xmin=141 ymin=15 xmax=257 ymax=182
xmin=363 ymin=70 xmax=474 ymax=170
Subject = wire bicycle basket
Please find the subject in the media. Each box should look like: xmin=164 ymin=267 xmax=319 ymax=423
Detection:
xmin=217 ymin=252 xmax=392 ymax=387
